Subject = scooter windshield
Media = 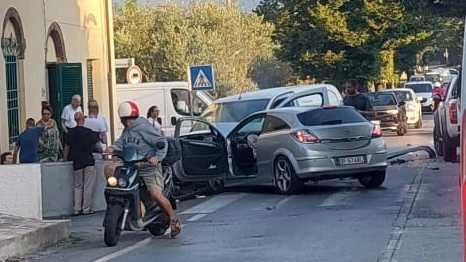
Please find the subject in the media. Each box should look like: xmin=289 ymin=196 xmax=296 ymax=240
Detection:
xmin=119 ymin=144 xmax=146 ymax=163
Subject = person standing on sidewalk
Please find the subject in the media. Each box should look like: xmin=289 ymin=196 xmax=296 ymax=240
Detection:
xmin=64 ymin=112 xmax=100 ymax=216
xmin=146 ymin=105 xmax=163 ymax=135
xmin=84 ymin=99 xmax=109 ymax=156
xmin=37 ymin=106 xmax=62 ymax=162
xmin=61 ymin=95 xmax=82 ymax=133
xmin=13 ymin=118 xmax=45 ymax=164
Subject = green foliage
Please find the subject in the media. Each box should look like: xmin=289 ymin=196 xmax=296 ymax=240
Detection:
xmin=256 ymin=0 xmax=462 ymax=87
xmin=114 ymin=0 xmax=277 ymax=97
xmin=248 ymin=57 xmax=294 ymax=89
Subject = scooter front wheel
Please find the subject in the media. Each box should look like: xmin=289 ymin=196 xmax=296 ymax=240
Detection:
xmin=104 ymin=204 xmax=124 ymax=247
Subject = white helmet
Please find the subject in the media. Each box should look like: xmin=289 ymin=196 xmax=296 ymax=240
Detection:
xmin=118 ymin=101 xmax=140 ymax=118
xmin=434 ymin=82 xmax=441 ymax=88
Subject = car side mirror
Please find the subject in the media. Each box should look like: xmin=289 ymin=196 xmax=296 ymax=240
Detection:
xmin=171 ymin=116 xmax=177 ymax=126
xmin=157 ymin=117 xmax=162 ymax=125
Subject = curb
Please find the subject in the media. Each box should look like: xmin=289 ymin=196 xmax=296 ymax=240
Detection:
xmin=0 ymin=219 xmax=70 ymax=261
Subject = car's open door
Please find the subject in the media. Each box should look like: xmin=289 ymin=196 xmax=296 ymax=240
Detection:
xmin=276 ymin=88 xmax=327 ymax=108
xmin=173 ymin=117 xmax=228 ymax=182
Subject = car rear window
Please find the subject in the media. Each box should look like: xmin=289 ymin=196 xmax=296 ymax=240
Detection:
xmin=297 ymin=107 xmax=367 ymax=126
xmin=368 ymin=93 xmax=397 ymax=106
xmin=405 ymin=83 xmax=432 ymax=93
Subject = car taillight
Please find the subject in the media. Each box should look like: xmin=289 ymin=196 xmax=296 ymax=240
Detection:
xmin=293 ymin=130 xmax=319 ymax=143
xmin=372 ymin=124 xmax=383 ymax=138
xmin=449 ymin=100 xmax=458 ymax=124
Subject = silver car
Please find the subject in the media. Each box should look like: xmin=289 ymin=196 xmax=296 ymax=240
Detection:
xmin=174 ymin=106 xmax=387 ymax=194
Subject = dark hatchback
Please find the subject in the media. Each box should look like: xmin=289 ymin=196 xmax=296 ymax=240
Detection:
xmin=363 ymin=92 xmax=408 ymax=136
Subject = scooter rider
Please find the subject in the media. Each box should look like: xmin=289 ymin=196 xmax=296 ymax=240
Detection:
xmin=106 ymin=101 xmax=181 ymax=237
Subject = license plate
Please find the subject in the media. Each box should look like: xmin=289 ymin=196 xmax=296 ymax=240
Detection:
xmin=338 ymin=156 xmax=366 ymax=166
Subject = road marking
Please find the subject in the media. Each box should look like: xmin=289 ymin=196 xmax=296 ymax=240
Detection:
xmin=92 ymin=237 xmax=152 ymax=262
xmin=180 ymin=193 xmax=246 ymax=215
xmin=319 ymin=191 xmax=357 ymax=207
xmin=187 ymin=213 xmax=208 ymax=222
xmin=275 ymin=196 xmax=296 ymax=209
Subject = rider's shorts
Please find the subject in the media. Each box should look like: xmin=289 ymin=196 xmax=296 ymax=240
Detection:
xmin=139 ymin=165 xmax=164 ymax=191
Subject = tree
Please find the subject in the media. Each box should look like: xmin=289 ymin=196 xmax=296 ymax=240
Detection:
xmin=114 ymin=1 xmax=280 ymax=97
xmin=256 ymin=0 xmax=431 ymax=87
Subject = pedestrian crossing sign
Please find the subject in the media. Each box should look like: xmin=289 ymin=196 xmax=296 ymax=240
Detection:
xmin=189 ymin=65 xmax=215 ymax=91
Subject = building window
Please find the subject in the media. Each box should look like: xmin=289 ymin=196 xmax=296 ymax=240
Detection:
xmin=86 ymin=60 xmax=94 ymax=100
xmin=2 ymin=39 xmax=20 ymax=144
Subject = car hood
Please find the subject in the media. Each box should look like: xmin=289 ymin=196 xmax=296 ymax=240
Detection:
xmin=415 ymin=92 xmax=432 ymax=99
xmin=372 ymin=105 xmax=398 ymax=111
xmin=210 ymin=122 xmax=238 ymax=136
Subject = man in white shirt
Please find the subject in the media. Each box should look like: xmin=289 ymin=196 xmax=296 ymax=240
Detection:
xmin=84 ymin=99 xmax=108 ymax=146
xmin=61 ymin=95 xmax=83 ymax=133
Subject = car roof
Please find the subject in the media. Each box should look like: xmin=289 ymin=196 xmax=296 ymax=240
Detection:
xmin=378 ymin=88 xmax=413 ymax=93
xmin=214 ymin=84 xmax=336 ymax=104
xmin=405 ymin=81 xmax=433 ymax=85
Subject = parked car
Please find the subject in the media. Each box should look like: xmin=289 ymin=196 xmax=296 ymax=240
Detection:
xmin=174 ymin=106 xmax=387 ymax=194
xmin=409 ymin=75 xmax=425 ymax=82
xmin=201 ymin=84 xmax=343 ymax=135
xmin=433 ymin=75 xmax=461 ymax=162
xmin=379 ymin=88 xmax=423 ymax=129
xmin=404 ymin=81 xmax=434 ymax=111
xmin=365 ymin=92 xmax=408 ymax=136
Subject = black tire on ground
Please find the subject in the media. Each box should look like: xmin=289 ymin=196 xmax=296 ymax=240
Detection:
xmin=147 ymin=216 xmax=169 ymax=237
xmin=104 ymin=204 xmax=124 ymax=247
xmin=443 ymin=133 xmax=457 ymax=162
xmin=274 ymin=156 xmax=304 ymax=194
xmin=433 ymin=124 xmax=444 ymax=156
xmin=397 ymin=124 xmax=407 ymax=136
xmin=206 ymin=178 xmax=225 ymax=195
xmin=415 ymin=115 xmax=423 ymax=129
xmin=358 ymin=171 xmax=386 ymax=189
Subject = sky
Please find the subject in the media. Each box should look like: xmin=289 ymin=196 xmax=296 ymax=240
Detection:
xmin=112 ymin=0 xmax=261 ymax=11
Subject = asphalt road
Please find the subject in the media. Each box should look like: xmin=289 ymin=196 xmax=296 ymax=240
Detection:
xmin=28 ymin=114 xmax=462 ymax=262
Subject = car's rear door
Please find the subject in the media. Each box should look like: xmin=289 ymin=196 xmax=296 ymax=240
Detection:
xmin=277 ymin=88 xmax=326 ymax=108
xmin=174 ymin=118 xmax=228 ymax=182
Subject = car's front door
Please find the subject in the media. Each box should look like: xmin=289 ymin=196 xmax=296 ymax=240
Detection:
xmin=174 ymin=118 xmax=228 ymax=182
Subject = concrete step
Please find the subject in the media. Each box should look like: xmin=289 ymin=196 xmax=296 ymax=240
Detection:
xmin=0 ymin=214 xmax=69 ymax=261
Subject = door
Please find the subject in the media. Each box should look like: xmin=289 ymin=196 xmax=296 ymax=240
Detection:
xmin=174 ymin=118 xmax=228 ymax=182
xmin=277 ymin=88 xmax=326 ymax=108
xmin=227 ymin=113 xmax=266 ymax=178
xmin=47 ymin=63 xmax=83 ymax=132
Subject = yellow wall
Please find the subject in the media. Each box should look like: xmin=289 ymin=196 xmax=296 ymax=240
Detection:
xmin=0 ymin=0 xmax=114 ymax=152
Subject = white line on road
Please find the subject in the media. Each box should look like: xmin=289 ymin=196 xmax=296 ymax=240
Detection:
xmin=180 ymin=193 xmax=246 ymax=215
xmin=319 ymin=191 xmax=358 ymax=207
xmin=187 ymin=213 xmax=208 ymax=222
xmin=275 ymin=196 xmax=296 ymax=209
xmin=92 ymin=237 xmax=152 ymax=262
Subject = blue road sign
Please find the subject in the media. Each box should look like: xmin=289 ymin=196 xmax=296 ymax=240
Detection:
xmin=189 ymin=65 xmax=215 ymax=91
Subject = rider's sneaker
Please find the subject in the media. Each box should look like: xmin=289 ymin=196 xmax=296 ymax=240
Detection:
xmin=170 ymin=217 xmax=182 ymax=238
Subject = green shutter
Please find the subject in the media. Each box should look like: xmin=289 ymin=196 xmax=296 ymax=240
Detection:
xmin=47 ymin=63 xmax=83 ymax=132
xmin=5 ymin=55 xmax=19 ymax=144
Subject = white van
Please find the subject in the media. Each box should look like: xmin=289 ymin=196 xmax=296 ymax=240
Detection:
xmin=115 ymin=82 xmax=213 ymax=137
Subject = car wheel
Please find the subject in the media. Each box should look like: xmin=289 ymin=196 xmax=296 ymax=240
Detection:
xmin=433 ymin=124 xmax=444 ymax=156
xmin=443 ymin=133 xmax=457 ymax=162
xmin=206 ymin=178 xmax=225 ymax=195
xmin=415 ymin=114 xmax=423 ymax=129
xmin=274 ymin=156 xmax=303 ymax=194
xmin=397 ymin=123 xmax=407 ymax=136
xmin=358 ymin=171 xmax=386 ymax=189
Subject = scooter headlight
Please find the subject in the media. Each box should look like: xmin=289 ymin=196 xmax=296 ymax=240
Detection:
xmin=107 ymin=176 xmax=118 ymax=187
xmin=118 ymin=178 xmax=128 ymax=188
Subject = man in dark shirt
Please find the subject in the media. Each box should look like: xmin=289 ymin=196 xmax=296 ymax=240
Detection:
xmin=14 ymin=118 xmax=44 ymax=163
xmin=343 ymin=80 xmax=372 ymax=111
xmin=64 ymin=112 xmax=99 ymax=216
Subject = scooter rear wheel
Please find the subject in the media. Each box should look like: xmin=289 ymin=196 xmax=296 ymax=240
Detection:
xmin=104 ymin=204 xmax=124 ymax=247
xmin=147 ymin=215 xmax=169 ymax=236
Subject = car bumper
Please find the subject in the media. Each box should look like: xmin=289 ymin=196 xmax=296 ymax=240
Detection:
xmin=294 ymin=152 xmax=388 ymax=180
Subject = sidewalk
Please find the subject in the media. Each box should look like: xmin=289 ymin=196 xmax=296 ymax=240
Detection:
xmin=0 ymin=215 xmax=69 ymax=261
xmin=392 ymin=161 xmax=462 ymax=262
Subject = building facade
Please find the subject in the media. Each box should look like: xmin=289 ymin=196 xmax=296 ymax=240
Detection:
xmin=0 ymin=0 xmax=116 ymax=151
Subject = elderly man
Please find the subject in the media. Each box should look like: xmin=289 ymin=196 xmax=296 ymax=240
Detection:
xmin=64 ymin=112 xmax=100 ymax=216
xmin=61 ymin=95 xmax=83 ymax=133
xmin=84 ymin=99 xmax=109 ymax=148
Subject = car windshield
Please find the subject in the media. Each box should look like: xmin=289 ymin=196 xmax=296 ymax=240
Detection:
xmin=394 ymin=91 xmax=413 ymax=102
xmin=297 ymin=107 xmax=367 ymax=126
xmin=405 ymin=83 xmax=432 ymax=93
xmin=368 ymin=93 xmax=397 ymax=106
xmin=202 ymin=99 xmax=270 ymax=123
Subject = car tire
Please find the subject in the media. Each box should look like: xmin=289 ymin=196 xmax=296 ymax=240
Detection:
xmin=415 ymin=114 xmax=423 ymax=129
xmin=397 ymin=123 xmax=407 ymax=136
xmin=433 ymin=123 xmax=444 ymax=156
xmin=443 ymin=133 xmax=457 ymax=162
xmin=206 ymin=178 xmax=225 ymax=195
xmin=274 ymin=156 xmax=303 ymax=194
xmin=358 ymin=171 xmax=386 ymax=189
